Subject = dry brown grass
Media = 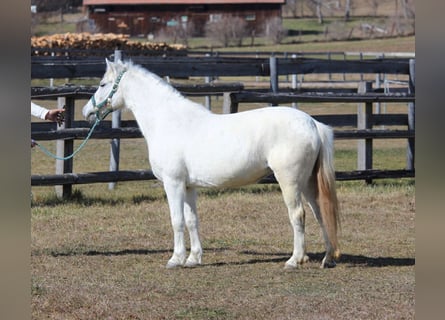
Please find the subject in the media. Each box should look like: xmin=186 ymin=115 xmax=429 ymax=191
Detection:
xmin=31 ymin=180 xmax=414 ymax=319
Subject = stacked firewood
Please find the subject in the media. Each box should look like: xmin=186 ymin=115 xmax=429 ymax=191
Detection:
xmin=31 ymin=32 xmax=186 ymax=56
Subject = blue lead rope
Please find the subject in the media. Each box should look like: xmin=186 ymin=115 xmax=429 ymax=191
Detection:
xmin=34 ymin=117 xmax=101 ymax=161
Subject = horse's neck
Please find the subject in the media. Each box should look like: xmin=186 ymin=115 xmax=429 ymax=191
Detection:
xmin=125 ymin=70 xmax=209 ymax=137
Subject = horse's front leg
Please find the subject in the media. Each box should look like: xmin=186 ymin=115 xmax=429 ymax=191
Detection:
xmin=184 ymin=187 xmax=202 ymax=267
xmin=164 ymin=180 xmax=187 ymax=268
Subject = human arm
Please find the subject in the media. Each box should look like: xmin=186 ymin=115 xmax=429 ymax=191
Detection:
xmin=31 ymin=102 xmax=49 ymax=120
xmin=31 ymin=102 xmax=65 ymax=124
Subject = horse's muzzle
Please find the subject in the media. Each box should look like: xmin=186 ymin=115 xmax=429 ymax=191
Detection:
xmin=86 ymin=113 xmax=97 ymax=125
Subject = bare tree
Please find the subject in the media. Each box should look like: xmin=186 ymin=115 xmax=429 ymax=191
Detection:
xmin=365 ymin=0 xmax=379 ymax=17
xmin=345 ymin=0 xmax=352 ymax=21
xmin=171 ymin=20 xmax=196 ymax=46
xmin=264 ymin=17 xmax=287 ymax=44
xmin=391 ymin=0 xmax=415 ymax=35
xmin=306 ymin=0 xmax=324 ymax=24
xmin=400 ymin=0 xmax=415 ymax=19
xmin=205 ymin=16 xmax=247 ymax=47
xmin=316 ymin=1 xmax=323 ymax=24
xmin=283 ymin=0 xmax=299 ymax=18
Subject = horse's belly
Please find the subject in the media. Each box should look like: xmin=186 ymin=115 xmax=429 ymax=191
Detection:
xmin=187 ymin=162 xmax=271 ymax=188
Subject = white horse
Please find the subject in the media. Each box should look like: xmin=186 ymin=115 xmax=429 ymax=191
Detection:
xmin=83 ymin=60 xmax=341 ymax=269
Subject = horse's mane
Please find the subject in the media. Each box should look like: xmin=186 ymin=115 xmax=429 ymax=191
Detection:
xmin=113 ymin=60 xmax=210 ymax=114
xmin=120 ymin=60 xmax=184 ymax=99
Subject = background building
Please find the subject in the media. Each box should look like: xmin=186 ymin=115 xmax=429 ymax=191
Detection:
xmin=82 ymin=0 xmax=285 ymax=37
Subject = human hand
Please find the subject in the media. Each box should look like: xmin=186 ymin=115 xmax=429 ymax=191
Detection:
xmin=45 ymin=108 xmax=65 ymax=125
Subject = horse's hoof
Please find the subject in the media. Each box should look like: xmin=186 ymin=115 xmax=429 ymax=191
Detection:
xmin=284 ymin=255 xmax=309 ymax=271
xmin=320 ymin=260 xmax=337 ymax=269
xmin=284 ymin=262 xmax=302 ymax=271
xmin=184 ymin=255 xmax=201 ymax=268
xmin=184 ymin=261 xmax=200 ymax=268
xmin=284 ymin=263 xmax=297 ymax=271
xmin=166 ymin=261 xmax=183 ymax=269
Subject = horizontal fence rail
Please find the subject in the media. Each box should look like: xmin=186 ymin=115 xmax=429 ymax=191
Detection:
xmin=230 ymin=91 xmax=414 ymax=104
xmin=31 ymin=56 xmax=412 ymax=79
xmin=31 ymin=124 xmax=415 ymax=141
xmin=31 ymin=46 xmax=416 ymax=59
xmin=31 ymin=53 xmax=415 ymax=197
xmin=31 ymin=169 xmax=414 ymax=187
xmin=31 ymin=83 xmax=245 ymax=98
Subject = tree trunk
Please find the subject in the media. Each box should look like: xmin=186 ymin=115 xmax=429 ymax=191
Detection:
xmin=316 ymin=2 xmax=323 ymax=24
xmin=345 ymin=0 xmax=351 ymax=21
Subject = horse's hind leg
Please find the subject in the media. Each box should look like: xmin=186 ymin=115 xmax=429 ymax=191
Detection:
xmin=304 ymin=176 xmax=337 ymax=268
xmin=184 ymin=187 xmax=202 ymax=267
xmin=277 ymin=179 xmax=309 ymax=270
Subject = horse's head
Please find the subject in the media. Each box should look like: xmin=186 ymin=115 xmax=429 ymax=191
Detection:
xmin=83 ymin=59 xmax=127 ymax=124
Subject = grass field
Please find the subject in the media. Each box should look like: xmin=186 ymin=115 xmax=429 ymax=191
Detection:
xmin=31 ymin=179 xmax=414 ymax=319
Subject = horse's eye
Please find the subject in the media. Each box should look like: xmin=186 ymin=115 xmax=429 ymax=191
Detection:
xmin=99 ymin=82 xmax=106 ymax=87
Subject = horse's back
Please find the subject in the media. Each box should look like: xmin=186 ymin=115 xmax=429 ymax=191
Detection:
xmin=224 ymin=107 xmax=320 ymax=152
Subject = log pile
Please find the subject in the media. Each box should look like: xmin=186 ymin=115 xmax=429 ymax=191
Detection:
xmin=31 ymin=32 xmax=186 ymax=56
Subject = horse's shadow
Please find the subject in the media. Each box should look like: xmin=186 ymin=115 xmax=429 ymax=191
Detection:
xmin=47 ymin=248 xmax=171 ymax=257
xmin=43 ymin=247 xmax=414 ymax=268
xmin=234 ymin=250 xmax=415 ymax=268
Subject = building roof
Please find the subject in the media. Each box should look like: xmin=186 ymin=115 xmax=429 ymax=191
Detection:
xmin=83 ymin=0 xmax=285 ymax=5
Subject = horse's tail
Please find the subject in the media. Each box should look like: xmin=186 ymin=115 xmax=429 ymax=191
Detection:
xmin=314 ymin=121 xmax=341 ymax=260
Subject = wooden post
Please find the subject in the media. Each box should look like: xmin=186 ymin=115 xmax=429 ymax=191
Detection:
xmin=291 ymin=54 xmax=298 ymax=109
xmin=284 ymin=52 xmax=289 ymax=83
xmin=409 ymin=59 xmax=415 ymax=94
xmin=222 ymin=92 xmax=231 ymax=114
xmin=229 ymin=93 xmax=239 ymax=113
xmin=50 ymin=52 xmax=54 ymax=87
xmin=357 ymin=81 xmax=373 ymax=184
xmin=205 ymin=75 xmax=211 ymax=110
xmin=327 ymin=52 xmax=332 ymax=81
xmin=109 ymin=50 xmax=122 ymax=190
xmin=55 ymin=96 xmax=74 ymax=199
xmin=407 ymin=59 xmax=415 ymax=170
xmin=205 ymin=53 xmax=211 ymax=110
xmin=375 ymin=54 xmax=383 ymax=118
xmin=255 ymin=52 xmax=259 ymax=83
xmin=269 ymin=55 xmax=278 ymax=106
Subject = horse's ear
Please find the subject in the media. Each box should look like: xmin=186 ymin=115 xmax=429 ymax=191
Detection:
xmin=105 ymin=58 xmax=115 ymax=73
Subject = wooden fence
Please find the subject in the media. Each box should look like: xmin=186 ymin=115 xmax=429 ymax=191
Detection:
xmin=32 ymin=54 xmax=412 ymax=78
xmin=31 ymin=53 xmax=415 ymax=198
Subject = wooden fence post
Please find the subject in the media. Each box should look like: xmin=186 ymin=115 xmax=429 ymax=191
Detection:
xmin=357 ymin=81 xmax=373 ymax=184
xmin=269 ymin=55 xmax=278 ymax=106
xmin=228 ymin=93 xmax=239 ymax=113
xmin=327 ymin=52 xmax=332 ymax=81
xmin=222 ymin=92 xmax=231 ymax=114
xmin=109 ymin=49 xmax=122 ymax=190
xmin=49 ymin=52 xmax=54 ymax=87
xmin=291 ymin=54 xmax=298 ymax=109
xmin=375 ymin=54 xmax=384 ymax=117
xmin=407 ymin=59 xmax=415 ymax=170
xmin=55 ymin=96 xmax=74 ymax=199
xmin=205 ymin=53 xmax=211 ymax=110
